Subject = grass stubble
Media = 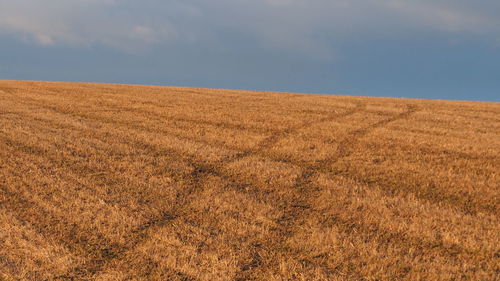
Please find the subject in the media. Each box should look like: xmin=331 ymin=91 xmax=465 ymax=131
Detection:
xmin=0 ymin=80 xmax=498 ymax=280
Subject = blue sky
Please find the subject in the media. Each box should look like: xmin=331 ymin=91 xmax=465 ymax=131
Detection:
xmin=0 ymin=0 xmax=499 ymax=101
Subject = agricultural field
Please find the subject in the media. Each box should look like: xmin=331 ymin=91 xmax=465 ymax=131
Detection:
xmin=0 ymin=80 xmax=498 ymax=281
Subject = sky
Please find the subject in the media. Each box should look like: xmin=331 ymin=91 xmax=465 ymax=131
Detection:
xmin=0 ymin=0 xmax=499 ymax=101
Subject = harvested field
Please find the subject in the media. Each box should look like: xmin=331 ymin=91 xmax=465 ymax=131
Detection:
xmin=0 ymin=80 xmax=499 ymax=281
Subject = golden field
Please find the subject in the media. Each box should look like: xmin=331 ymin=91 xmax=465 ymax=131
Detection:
xmin=0 ymin=80 xmax=498 ymax=281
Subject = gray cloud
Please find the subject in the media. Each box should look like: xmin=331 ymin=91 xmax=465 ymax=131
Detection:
xmin=383 ymin=0 xmax=500 ymax=33
xmin=0 ymin=0 xmax=178 ymax=50
xmin=0 ymin=0 xmax=498 ymax=55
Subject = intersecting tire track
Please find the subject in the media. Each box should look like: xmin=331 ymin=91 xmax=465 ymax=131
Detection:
xmin=79 ymin=104 xmax=367 ymax=280
xmin=4 ymin=90 xmax=490 ymax=220
xmin=0 ymin=87 xmax=490 ymax=280
xmin=1 ymin=89 xmax=365 ymax=280
xmin=17 ymin=97 xmax=491 ymax=216
xmin=233 ymin=104 xmax=420 ymax=280
xmin=2 ymin=89 xmax=485 ymax=279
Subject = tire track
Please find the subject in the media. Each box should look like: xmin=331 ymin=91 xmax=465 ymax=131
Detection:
xmin=236 ymin=104 xmax=494 ymax=280
xmin=2 ymin=87 xmax=361 ymax=163
xmin=5 ymin=89 xmax=491 ymax=216
xmin=1 ymin=87 xmax=492 ymax=279
xmin=0 ymin=133 xmax=206 ymax=281
xmin=0 ymin=99 xmax=221 ymax=280
xmin=86 ymin=104 xmax=365 ymax=280
xmin=3 ymin=99 xmax=490 ymax=274
xmin=58 ymin=102 xmax=362 ymax=279
xmin=233 ymin=104 xmax=420 ymax=280
xmin=0 ymin=97 xmax=259 ymax=279
xmin=5 ymin=90 xmax=494 ymax=215
xmin=225 ymin=103 xmax=365 ymax=162
xmin=322 ymin=104 xmax=418 ymax=164
xmin=289 ymin=104 xmax=491 ymax=271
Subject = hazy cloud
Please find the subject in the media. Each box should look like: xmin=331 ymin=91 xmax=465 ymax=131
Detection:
xmin=383 ymin=0 xmax=500 ymax=33
xmin=0 ymin=0 xmax=178 ymax=50
xmin=0 ymin=0 xmax=499 ymax=55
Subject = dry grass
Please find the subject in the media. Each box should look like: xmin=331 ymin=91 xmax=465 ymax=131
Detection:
xmin=0 ymin=80 xmax=498 ymax=281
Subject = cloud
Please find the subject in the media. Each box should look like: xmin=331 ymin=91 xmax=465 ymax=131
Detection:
xmin=0 ymin=0 xmax=177 ymax=50
xmin=382 ymin=0 xmax=500 ymax=33
xmin=0 ymin=0 xmax=498 ymax=55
